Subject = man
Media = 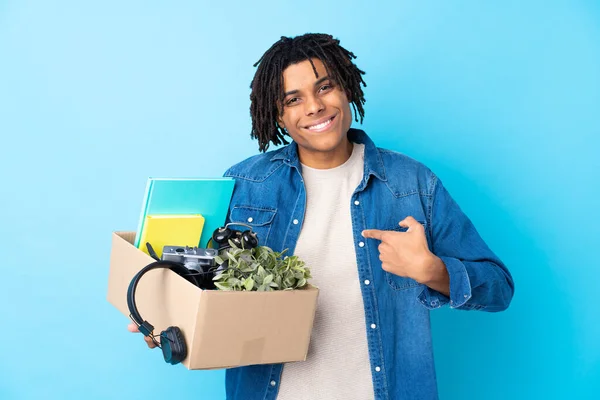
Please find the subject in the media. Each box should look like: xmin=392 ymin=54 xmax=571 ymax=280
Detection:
xmin=130 ymin=33 xmax=514 ymax=400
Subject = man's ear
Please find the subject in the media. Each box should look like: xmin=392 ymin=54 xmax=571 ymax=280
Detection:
xmin=277 ymin=118 xmax=285 ymax=131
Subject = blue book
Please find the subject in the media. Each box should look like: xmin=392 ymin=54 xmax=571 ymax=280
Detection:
xmin=134 ymin=177 xmax=235 ymax=249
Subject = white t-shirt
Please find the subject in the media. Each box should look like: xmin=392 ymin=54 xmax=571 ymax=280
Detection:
xmin=276 ymin=142 xmax=374 ymax=400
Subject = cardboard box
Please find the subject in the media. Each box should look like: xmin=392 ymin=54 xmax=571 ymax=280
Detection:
xmin=106 ymin=231 xmax=319 ymax=370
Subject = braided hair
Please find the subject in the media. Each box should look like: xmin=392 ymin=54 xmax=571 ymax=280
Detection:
xmin=249 ymin=33 xmax=367 ymax=152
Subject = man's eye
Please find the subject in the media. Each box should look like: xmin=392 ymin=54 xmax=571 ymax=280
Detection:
xmin=319 ymin=84 xmax=332 ymax=92
xmin=286 ymin=98 xmax=298 ymax=105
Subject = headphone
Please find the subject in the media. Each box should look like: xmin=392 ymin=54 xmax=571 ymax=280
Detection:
xmin=127 ymin=260 xmax=194 ymax=365
xmin=126 ymin=222 xmax=259 ymax=365
xmin=209 ymin=222 xmax=258 ymax=250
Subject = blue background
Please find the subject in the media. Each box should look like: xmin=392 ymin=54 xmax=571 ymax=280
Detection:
xmin=1 ymin=1 xmax=598 ymax=399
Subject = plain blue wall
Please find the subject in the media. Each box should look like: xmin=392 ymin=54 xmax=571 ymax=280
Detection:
xmin=1 ymin=1 xmax=598 ymax=399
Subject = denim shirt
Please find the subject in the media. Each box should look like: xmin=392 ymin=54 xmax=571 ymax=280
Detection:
xmin=221 ymin=128 xmax=514 ymax=400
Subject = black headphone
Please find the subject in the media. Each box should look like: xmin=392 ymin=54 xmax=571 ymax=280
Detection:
xmin=209 ymin=222 xmax=259 ymax=250
xmin=127 ymin=260 xmax=195 ymax=365
xmin=126 ymin=223 xmax=259 ymax=365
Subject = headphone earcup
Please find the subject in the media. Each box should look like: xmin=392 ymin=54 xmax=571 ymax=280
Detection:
xmin=241 ymin=230 xmax=258 ymax=248
xmin=161 ymin=326 xmax=187 ymax=365
xmin=212 ymin=227 xmax=232 ymax=246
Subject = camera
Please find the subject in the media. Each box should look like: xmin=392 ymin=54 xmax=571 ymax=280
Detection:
xmin=161 ymin=246 xmax=219 ymax=273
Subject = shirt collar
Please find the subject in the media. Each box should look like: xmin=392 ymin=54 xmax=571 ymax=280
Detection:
xmin=269 ymin=128 xmax=387 ymax=182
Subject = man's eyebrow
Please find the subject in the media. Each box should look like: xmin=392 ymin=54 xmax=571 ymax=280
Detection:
xmin=313 ymin=76 xmax=331 ymax=87
xmin=283 ymin=76 xmax=332 ymax=97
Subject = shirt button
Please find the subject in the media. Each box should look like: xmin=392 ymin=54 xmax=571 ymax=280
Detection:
xmin=359 ymin=241 xmax=365 ymax=247
xmin=247 ymin=217 xmax=253 ymax=223
xmin=354 ymin=200 xmax=360 ymax=205
xmin=270 ymin=380 xmax=276 ymax=386
xmin=371 ymin=324 xmax=376 ymax=329
xmin=375 ymin=367 xmax=381 ymax=372
xmin=364 ymin=280 xmax=370 ymax=285
xmin=293 ymin=219 xmax=299 ymax=225
xmin=464 ymin=294 xmax=468 ymax=298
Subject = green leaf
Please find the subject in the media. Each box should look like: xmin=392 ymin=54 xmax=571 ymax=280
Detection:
xmin=263 ymin=274 xmax=273 ymax=285
xmin=228 ymin=253 xmax=237 ymax=265
xmin=214 ymin=282 xmax=232 ymax=291
xmin=244 ymin=277 xmax=255 ymax=291
xmin=284 ymin=277 xmax=295 ymax=288
xmin=240 ymin=265 xmax=254 ymax=273
xmin=227 ymin=277 xmax=241 ymax=286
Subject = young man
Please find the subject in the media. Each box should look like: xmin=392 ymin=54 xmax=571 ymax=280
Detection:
xmin=130 ymin=33 xmax=514 ymax=399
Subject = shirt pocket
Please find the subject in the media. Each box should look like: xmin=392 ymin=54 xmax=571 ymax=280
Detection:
xmin=229 ymin=205 xmax=277 ymax=246
xmin=384 ymin=220 xmax=428 ymax=291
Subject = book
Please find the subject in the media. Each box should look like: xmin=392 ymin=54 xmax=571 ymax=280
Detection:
xmin=137 ymin=214 xmax=205 ymax=258
xmin=134 ymin=177 xmax=235 ymax=250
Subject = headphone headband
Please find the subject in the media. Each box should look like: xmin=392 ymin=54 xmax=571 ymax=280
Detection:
xmin=126 ymin=260 xmax=194 ymax=336
xmin=223 ymin=222 xmax=253 ymax=231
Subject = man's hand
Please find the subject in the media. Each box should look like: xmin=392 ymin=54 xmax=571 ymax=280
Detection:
xmin=362 ymin=216 xmax=450 ymax=295
xmin=127 ymin=323 xmax=158 ymax=349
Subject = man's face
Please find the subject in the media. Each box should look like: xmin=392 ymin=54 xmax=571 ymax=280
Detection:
xmin=278 ymin=58 xmax=353 ymax=168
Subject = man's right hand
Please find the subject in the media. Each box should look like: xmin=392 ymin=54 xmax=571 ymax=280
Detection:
xmin=127 ymin=323 xmax=158 ymax=349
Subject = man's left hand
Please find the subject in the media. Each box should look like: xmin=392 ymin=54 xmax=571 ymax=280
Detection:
xmin=362 ymin=216 xmax=445 ymax=286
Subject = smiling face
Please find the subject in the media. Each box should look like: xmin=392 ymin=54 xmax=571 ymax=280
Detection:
xmin=277 ymin=58 xmax=354 ymax=169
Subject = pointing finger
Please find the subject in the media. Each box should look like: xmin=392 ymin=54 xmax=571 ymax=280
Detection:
xmin=362 ymin=229 xmax=385 ymax=240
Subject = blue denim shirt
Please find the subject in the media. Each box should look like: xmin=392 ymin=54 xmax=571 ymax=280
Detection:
xmin=222 ymin=128 xmax=514 ymax=400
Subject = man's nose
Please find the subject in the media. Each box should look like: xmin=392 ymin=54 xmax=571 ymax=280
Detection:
xmin=304 ymin=95 xmax=325 ymax=116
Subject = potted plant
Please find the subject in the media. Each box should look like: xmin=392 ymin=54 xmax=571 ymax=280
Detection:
xmin=212 ymin=242 xmax=313 ymax=291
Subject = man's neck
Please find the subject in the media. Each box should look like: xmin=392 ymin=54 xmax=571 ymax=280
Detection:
xmin=298 ymin=139 xmax=354 ymax=170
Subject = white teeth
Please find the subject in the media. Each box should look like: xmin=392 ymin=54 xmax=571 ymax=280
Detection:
xmin=308 ymin=117 xmax=333 ymax=130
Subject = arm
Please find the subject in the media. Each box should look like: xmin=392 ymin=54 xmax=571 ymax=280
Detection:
xmin=417 ymin=175 xmax=514 ymax=312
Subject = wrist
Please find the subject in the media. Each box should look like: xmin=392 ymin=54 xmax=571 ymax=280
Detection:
xmin=417 ymin=254 xmax=448 ymax=285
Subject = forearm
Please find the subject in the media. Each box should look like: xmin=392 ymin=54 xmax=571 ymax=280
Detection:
xmin=419 ymin=255 xmax=450 ymax=297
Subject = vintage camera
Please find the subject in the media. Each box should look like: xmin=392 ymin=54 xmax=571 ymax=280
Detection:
xmin=161 ymin=246 xmax=219 ymax=273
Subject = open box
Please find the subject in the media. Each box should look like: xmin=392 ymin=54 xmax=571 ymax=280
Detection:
xmin=106 ymin=231 xmax=319 ymax=370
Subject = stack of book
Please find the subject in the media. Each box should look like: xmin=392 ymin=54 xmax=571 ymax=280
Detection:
xmin=134 ymin=177 xmax=235 ymax=258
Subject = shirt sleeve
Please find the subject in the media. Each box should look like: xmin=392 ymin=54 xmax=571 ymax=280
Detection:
xmin=417 ymin=174 xmax=514 ymax=312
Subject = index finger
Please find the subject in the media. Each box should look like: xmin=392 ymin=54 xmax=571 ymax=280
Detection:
xmin=127 ymin=323 xmax=140 ymax=333
xmin=362 ymin=229 xmax=385 ymax=240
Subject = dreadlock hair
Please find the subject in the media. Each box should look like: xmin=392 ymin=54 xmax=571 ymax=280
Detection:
xmin=249 ymin=33 xmax=367 ymax=153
